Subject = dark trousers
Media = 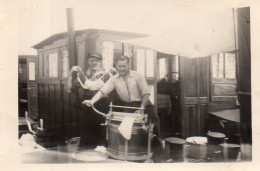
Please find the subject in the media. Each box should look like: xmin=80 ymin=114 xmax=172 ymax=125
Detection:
xmin=78 ymin=92 xmax=109 ymax=148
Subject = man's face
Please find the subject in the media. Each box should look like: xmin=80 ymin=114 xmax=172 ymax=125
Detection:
xmin=88 ymin=57 xmax=100 ymax=70
xmin=115 ymin=59 xmax=130 ymax=76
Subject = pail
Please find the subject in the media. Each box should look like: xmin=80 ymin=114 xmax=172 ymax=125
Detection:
xmin=220 ymin=143 xmax=240 ymax=161
xmin=165 ymin=137 xmax=185 ymax=162
xmin=207 ymin=132 xmax=226 ymax=145
xmin=186 ymin=137 xmax=207 ymax=160
xmin=107 ymin=117 xmax=149 ymax=161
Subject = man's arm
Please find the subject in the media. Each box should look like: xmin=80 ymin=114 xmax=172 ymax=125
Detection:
xmin=82 ymin=76 xmax=116 ymax=107
xmin=82 ymin=91 xmax=104 ymax=107
xmin=140 ymin=93 xmax=150 ymax=108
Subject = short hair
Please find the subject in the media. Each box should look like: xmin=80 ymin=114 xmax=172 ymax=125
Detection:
xmin=114 ymin=55 xmax=130 ymax=65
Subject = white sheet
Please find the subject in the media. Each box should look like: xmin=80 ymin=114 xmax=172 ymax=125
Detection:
xmin=118 ymin=117 xmax=135 ymax=140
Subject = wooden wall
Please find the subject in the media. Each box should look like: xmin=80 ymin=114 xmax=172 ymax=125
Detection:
xmin=236 ymin=7 xmax=251 ymax=160
xmin=37 ymin=39 xmax=89 ymax=138
xmin=35 ymin=30 xmax=146 ymax=138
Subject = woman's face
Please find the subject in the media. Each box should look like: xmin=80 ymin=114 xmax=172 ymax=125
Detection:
xmin=87 ymin=57 xmax=101 ymax=70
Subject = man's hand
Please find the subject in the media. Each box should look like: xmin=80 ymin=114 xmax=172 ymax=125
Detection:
xmin=134 ymin=110 xmax=141 ymax=114
xmin=134 ymin=106 xmax=145 ymax=114
xmin=82 ymin=100 xmax=93 ymax=107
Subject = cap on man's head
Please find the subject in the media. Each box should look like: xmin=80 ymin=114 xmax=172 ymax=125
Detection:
xmin=87 ymin=52 xmax=102 ymax=60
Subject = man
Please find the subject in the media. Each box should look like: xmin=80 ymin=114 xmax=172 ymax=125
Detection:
xmin=83 ymin=55 xmax=164 ymax=162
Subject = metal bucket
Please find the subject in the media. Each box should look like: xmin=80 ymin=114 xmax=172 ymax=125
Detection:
xmin=220 ymin=143 xmax=240 ymax=161
xmin=165 ymin=137 xmax=186 ymax=162
xmin=107 ymin=120 xmax=148 ymax=161
xmin=207 ymin=132 xmax=226 ymax=145
xmin=186 ymin=137 xmax=207 ymax=160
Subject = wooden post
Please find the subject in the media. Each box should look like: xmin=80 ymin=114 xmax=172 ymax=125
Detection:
xmin=66 ymin=8 xmax=77 ymax=68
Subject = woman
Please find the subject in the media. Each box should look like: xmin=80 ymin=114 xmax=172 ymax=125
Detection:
xmin=67 ymin=52 xmax=114 ymax=148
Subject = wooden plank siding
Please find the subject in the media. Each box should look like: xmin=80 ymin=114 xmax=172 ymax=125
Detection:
xmin=34 ymin=29 xmax=148 ymax=139
xmin=37 ymin=80 xmax=80 ymax=138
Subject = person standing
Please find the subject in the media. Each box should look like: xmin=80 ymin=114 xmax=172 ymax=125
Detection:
xmin=83 ymin=55 xmax=164 ymax=162
xmin=67 ymin=52 xmax=113 ymax=148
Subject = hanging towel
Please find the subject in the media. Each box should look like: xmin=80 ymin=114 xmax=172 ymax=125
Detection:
xmin=118 ymin=117 xmax=135 ymax=140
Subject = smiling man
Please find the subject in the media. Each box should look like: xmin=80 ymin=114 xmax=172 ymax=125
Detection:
xmin=83 ymin=55 xmax=164 ymax=162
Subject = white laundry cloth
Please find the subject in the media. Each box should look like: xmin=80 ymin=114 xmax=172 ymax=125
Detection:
xmin=18 ymin=133 xmax=46 ymax=153
xmin=118 ymin=117 xmax=135 ymax=140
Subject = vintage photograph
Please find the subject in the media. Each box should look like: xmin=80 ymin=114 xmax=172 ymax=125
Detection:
xmin=15 ymin=0 xmax=252 ymax=165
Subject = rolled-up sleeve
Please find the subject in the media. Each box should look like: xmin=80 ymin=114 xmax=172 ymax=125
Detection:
xmin=136 ymin=73 xmax=150 ymax=97
xmin=100 ymin=76 xmax=116 ymax=96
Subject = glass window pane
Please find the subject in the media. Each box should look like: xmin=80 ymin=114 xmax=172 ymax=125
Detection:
xmin=212 ymin=54 xmax=218 ymax=78
xmin=124 ymin=44 xmax=133 ymax=57
xmin=212 ymin=53 xmax=224 ymax=78
xmin=175 ymin=56 xmax=179 ymax=80
xmin=225 ymin=53 xmax=236 ymax=78
xmin=146 ymin=50 xmax=154 ymax=77
xmin=29 ymin=62 xmax=35 ymax=81
xmin=61 ymin=50 xmax=69 ymax=77
xmin=218 ymin=53 xmax=224 ymax=78
xmin=48 ymin=52 xmax=58 ymax=77
xmin=136 ymin=49 xmax=145 ymax=76
xmin=124 ymin=44 xmax=133 ymax=69
xmin=102 ymin=41 xmax=114 ymax=70
xmin=159 ymin=58 xmax=166 ymax=79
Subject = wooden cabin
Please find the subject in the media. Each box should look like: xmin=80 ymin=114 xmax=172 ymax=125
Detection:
xmin=19 ymin=7 xmax=250 ymax=162
xmin=32 ymin=29 xmax=150 ymax=138
xmin=18 ymin=55 xmax=38 ymax=119
xmin=32 ymin=28 xmax=240 ymax=141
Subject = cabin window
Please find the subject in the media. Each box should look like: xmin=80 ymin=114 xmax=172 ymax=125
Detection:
xmin=48 ymin=52 xmax=58 ymax=78
xmin=124 ymin=44 xmax=133 ymax=57
xmin=136 ymin=49 xmax=155 ymax=77
xmin=146 ymin=50 xmax=154 ymax=77
xmin=61 ymin=49 xmax=69 ymax=77
xmin=159 ymin=58 xmax=167 ymax=79
xmin=123 ymin=44 xmax=133 ymax=69
xmin=136 ymin=49 xmax=145 ymax=76
xmin=102 ymin=41 xmax=114 ymax=70
xmin=19 ymin=61 xmax=27 ymax=82
xmin=225 ymin=53 xmax=236 ymax=78
xmin=28 ymin=62 xmax=36 ymax=81
xmin=212 ymin=53 xmax=236 ymax=79
xmin=38 ymin=53 xmax=44 ymax=78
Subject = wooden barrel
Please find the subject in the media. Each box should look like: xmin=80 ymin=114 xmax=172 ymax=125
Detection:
xmin=107 ymin=120 xmax=149 ymax=161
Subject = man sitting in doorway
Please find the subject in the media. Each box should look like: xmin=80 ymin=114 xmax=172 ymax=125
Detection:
xmin=83 ymin=55 xmax=164 ymax=162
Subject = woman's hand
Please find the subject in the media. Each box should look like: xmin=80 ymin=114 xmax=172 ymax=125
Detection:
xmin=82 ymin=100 xmax=93 ymax=107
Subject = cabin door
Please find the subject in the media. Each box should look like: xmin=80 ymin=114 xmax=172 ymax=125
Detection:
xmin=27 ymin=58 xmax=38 ymax=119
xmin=180 ymin=57 xmax=209 ymax=138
